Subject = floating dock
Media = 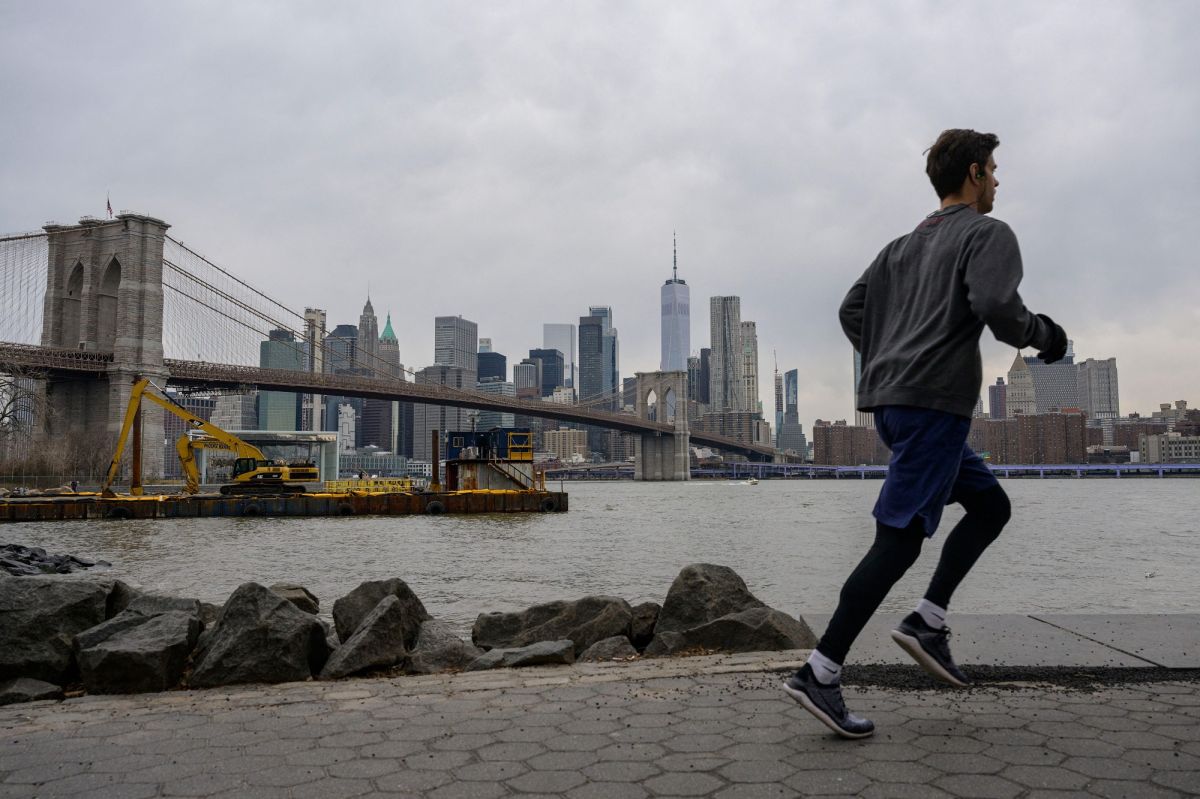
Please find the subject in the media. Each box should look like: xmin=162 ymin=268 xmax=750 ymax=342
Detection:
xmin=0 ymin=489 xmax=567 ymax=523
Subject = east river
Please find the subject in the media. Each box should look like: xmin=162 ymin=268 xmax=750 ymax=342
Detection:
xmin=6 ymin=479 xmax=1199 ymax=635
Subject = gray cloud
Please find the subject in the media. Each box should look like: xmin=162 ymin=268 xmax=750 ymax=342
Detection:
xmin=3 ymin=1 xmax=1197 ymax=424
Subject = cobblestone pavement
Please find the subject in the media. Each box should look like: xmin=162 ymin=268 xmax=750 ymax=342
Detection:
xmin=1 ymin=654 xmax=1198 ymax=798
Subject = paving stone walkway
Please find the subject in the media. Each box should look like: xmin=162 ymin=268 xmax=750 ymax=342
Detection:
xmin=2 ymin=651 xmax=1198 ymax=798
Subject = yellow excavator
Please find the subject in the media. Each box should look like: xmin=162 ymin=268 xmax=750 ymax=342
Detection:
xmin=101 ymin=378 xmax=319 ymax=497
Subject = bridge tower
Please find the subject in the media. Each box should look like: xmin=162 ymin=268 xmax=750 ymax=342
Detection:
xmin=633 ymin=370 xmax=690 ymax=481
xmin=39 ymin=214 xmax=171 ymax=478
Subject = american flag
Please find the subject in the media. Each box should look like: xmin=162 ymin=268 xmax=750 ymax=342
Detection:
xmin=106 ymin=194 xmax=112 ymax=218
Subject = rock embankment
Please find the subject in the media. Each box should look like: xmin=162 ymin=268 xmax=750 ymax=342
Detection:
xmin=1 ymin=543 xmax=111 ymax=576
xmin=0 ymin=563 xmax=814 ymax=705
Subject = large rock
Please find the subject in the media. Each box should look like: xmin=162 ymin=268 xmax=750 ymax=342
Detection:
xmin=472 ymin=596 xmax=632 ymax=656
xmin=332 ymin=578 xmax=428 ymax=645
xmin=579 ymin=636 xmax=638 ymax=662
xmin=78 ymin=611 xmax=201 ymax=694
xmin=465 ymin=640 xmax=575 ymax=671
xmin=269 ymin=583 xmax=319 ymax=614
xmin=190 ymin=582 xmax=330 ymax=688
xmin=654 ymin=564 xmax=765 ymax=635
xmin=126 ymin=594 xmax=202 ymax=618
xmin=319 ymin=596 xmax=410 ymax=679
xmin=0 ymin=576 xmax=112 ymax=683
xmin=0 ymin=677 xmax=63 ymax=705
xmin=630 ymin=602 xmax=660 ymax=651
xmin=644 ymin=607 xmax=815 ymax=657
xmin=407 ymin=619 xmax=483 ymax=675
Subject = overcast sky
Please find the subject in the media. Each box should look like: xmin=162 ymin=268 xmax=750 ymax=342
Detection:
xmin=3 ymin=2 xmax=1197 ymax=426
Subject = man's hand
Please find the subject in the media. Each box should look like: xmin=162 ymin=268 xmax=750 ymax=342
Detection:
xmin=1035 ymin=313 xmax=1068 ymax=364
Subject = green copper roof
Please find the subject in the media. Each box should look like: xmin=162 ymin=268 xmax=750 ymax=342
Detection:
xmin=380 ymin=313 xmax=397 ymax=342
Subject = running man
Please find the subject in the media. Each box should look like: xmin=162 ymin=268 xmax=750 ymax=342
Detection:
xmin=784 ymin=129 xmax=1068 ymax=738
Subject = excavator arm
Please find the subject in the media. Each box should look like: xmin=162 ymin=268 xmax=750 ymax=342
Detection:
xmin=102 ymin=378 xmax=268 ymax=496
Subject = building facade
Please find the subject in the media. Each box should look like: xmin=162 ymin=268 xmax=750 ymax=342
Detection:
xmin=741 ymin=320 xmax=759 ymax=415
xmin=543 ymin=428 xmax=588 ymax=461
xmin=708 ymin=296 xmax=744 ymax=412
xmin=543 ymin=323 xmax=576 ymax=388
xmin=434 ymin=316 xmax=478 ymax=370
xmin=412 ymin=365 xmax=474 ymax=461
xmin=258 ymin=328 xmax=303 ymax=430
xmin=528 ymin=348 xmax=565 ymax=397
xmin=812 ymin=420 xmax=889 ymax=466
xmin=988 ymin=377 xmax=1007 ymax=419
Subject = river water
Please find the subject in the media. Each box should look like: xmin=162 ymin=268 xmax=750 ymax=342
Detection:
xmin=6 ymin=479 xmax=1198 ymax=635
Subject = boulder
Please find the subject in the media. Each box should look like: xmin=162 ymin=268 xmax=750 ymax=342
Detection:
xmin=332 ymin=578 xmax=428 ymax=645
xmin=74 ymin=610 xmax=155 ymax=653
xmin=472 ymin=595 xmax=632 ymax=656
xmin=107 ymin=580 xmax=142 ymax=617
xmin=0 ymin=576 xmax=112 ymax=683
xmin=269 ymin=582 xmax=319 ymax=614
xmin=630 ymin=602 xmax=660 ymax=650
xmin=407 ymin=619 xmax=483 ymax=675
xmin=198 ymin=602 xmax=222 ymax=627
xmin=319 ymin=596 xmax=410 ymax=679
xmin=190 ymin=582 xmax=330 ymax=688
xmin=654 ymin=564 xmax=765 ymax=635
xmin=78 ymin=611 xmax=201 ymax=694
xmin=579 ymin=636 xmax=638 ymax=662
xmin=0 ymin=677 xmax=63 ymax=706
xmin=127 ymin=594 xmax=202 ymax=618
xmin=465 ymin=639 xmax=575 ymax=671
xmin=644 ymin=607 xmax=815 ymax=657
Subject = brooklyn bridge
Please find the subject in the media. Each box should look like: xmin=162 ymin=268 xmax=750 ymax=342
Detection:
xmin=0 ymin=212 xmax=774 ymax=481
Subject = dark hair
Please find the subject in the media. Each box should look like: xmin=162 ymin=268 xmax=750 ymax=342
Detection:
xmin=925 ymin=129 xmax=1000 ymax=199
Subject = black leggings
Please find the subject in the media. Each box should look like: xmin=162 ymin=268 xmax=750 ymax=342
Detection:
xmin=816 ymin=484 xmax=1011 ymax=664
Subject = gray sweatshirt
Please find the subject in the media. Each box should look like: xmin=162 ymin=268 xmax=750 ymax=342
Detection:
xmin=839 ymin=204 xmax=1056 ymax=419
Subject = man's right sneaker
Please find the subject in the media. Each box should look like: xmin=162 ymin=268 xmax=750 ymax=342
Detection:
xmin=782 ymin=664 xmax=875 ymax=739
xmin=890 ymin=611 xmax=971 ymax=687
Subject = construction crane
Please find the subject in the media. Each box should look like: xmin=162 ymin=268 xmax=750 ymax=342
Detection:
xmin=101 ymin=378 xmax=319 ymax=497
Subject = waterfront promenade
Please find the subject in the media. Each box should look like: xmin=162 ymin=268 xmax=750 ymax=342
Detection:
xmin=2 ymin=614 xmax=1198 ymax=798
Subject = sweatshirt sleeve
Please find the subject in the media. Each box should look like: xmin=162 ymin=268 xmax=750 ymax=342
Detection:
xmin=839 ymin=265 xmax=870 ymax=352
xmin=962 ymin=221 xmax=1053 ymax=350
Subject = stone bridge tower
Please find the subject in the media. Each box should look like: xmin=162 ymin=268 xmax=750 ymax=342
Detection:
xmin=39 ymin=214 xmax=171 ymax=478
xmin=634 ymin=370 xmax=690 ymax=481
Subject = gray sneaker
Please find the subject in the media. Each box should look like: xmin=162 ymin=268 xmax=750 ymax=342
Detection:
xmin=782 ymin=664 xmax=875 ymax=739
xmin=891 ymin=612 xmax=971 ymax=687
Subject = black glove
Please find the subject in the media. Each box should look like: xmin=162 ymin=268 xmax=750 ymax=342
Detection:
xmin=1035 ymin=313 xmax=1068 ymax=364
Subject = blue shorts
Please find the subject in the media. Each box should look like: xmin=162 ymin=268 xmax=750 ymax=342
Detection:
xmin=872 ymin=406 xmax=999 ymax=537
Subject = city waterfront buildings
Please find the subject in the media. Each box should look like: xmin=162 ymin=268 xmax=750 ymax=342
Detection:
xmin=812 ymin=420 xmax=889 ymax=466
xmin=477 ymin=350 xmax=507 ymax=382
xmin=301 ymin=307 xmax=326 ymax=432
xmin=474 ymin=379 xmax=516 ymax=430
xmin=528 ymin=348 xmax=565 ymax=397
xmin=412 ymin=365 xmax=474 ymax=460
xmin=543 ymin=428 xmax=588 ymax=461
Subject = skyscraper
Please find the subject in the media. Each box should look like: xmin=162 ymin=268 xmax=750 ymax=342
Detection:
xmin=741 ymin=320 xmax=759 ymax=415
xmin=528 ymin=348 xmax=565 ymax=397
xmin=322 ymin=323 xmax=362 ymax=441
xmin=357 ymin=298 xmax=379 ymax=371
xmin=578 ymin=308 xmax=618 ymax=409
xmin=777 ymin=368 xmax=805 ymax=458
xmin=784 ymin=369 xmax=799 ymax=422
xmin=543 ymin=324 xmax=576 ymax=388
xmin=477 ymin=351 xmax=507 ymax=382
xmin=1007 ymin=344 xmax=1080 ymax=416
xmin=301 ymin=307 xmax=326 ymax=432
xmin=258 ymin=328 xmax=303 ymax=430
xmin=412 ymin=365 xmax=473 ymax=461
xmin=434 ymin=316 xmax=478 ymax=371
xmin=698 ymin=348 xmax=711 ymax=405
xmin=660 ymin=234 xmax=689 ymax=372
xmin=773 ymin=365 xmax=783 ymax=446
xmin=988 ymin=377 xmax=1007 ymax=419
xmin=709 ymin=297 xmax=744 ymax=412
xmin=1077 ymin=357 xmax=1119 ymax=421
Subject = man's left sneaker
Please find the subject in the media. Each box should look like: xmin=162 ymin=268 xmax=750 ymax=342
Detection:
xmin=890 ymin=612 xmax=970 ymax=687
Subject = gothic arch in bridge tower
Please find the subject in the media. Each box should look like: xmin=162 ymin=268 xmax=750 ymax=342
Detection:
xmin=633 ymin=370 xmax=689 ymax=481
xmin=96 ymin=257 xmax=121 ymax=351
xmin=61 ymin=262 xmax=84 ymax=348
